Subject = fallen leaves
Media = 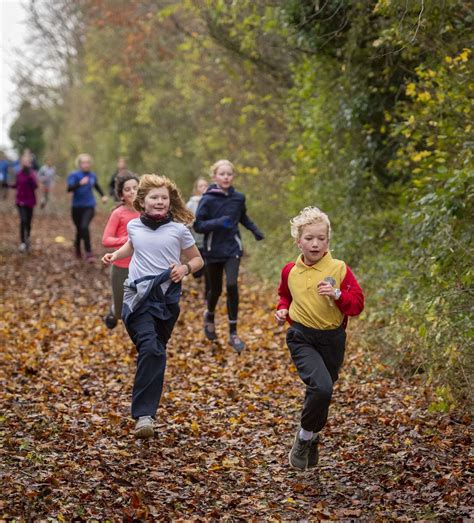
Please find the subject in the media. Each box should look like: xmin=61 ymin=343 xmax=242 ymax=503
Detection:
xmin=0 ymin=206 xmax=472 ymax=520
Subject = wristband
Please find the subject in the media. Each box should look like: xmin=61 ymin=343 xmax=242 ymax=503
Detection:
xmin=185 ymin=263 xmax=192 ymax=275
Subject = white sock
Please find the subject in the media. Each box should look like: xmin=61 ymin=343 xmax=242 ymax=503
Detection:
xmin=299 ymin=428 xmax=314 ymax=441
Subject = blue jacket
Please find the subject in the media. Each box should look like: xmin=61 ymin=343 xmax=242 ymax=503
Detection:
xmin=0 ymin=159 xmax=9 ymax=183
xmin=194 ymin=185 xmax=264 ymax=262
xmin=67 ymin=170 xmax=103 ymax=208
xmin=122 ymin=269 xmax=181 ymax=326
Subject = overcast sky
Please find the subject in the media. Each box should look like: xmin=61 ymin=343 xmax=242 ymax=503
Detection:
xmin=0 ymin=0 xmax=28 ymax=156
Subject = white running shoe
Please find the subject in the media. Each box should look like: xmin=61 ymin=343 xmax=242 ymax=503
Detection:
xmin=134 ymin=416 xmax=154 ymax=439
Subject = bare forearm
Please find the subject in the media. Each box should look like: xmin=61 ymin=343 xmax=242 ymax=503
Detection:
xmin=187 ymin=255 xmax=204 ymax=274
xmin=111 ymin=240 xmax=133 ymax=261
xmin=181 ymin=245 xmax=204 ymax=274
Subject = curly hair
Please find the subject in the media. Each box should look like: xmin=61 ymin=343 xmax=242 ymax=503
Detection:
xmin=210 ymin=159 xmax=235 ymax=177
xmin=133 ymin=174 xmax=194 ymax=225
xmin=115 ymin=170 xmax=139 ymax=199
xmin=290 ymin=206 xmax=332 ymax=240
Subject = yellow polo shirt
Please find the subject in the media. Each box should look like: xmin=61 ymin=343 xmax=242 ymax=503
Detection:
xmin=288 ymin=252 xmax=347 ymax=330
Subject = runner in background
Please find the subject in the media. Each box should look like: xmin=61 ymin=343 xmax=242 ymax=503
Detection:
xmin=186 ymin=176 xmax=209 ymax=299
xmin=67 ymin=153 xmax=107 ymax=262
xmin=38 ymin=157 xmax=56 ymax=209
xmin=102 ymin=171 xmax=140 ymax=329
xmin=108 ymin=156 xmax=127 ymax=201
xmin=9 ymin=151 xmax=38 ymax=252
xmin=0 ymin=150 xmax=10 ymax=200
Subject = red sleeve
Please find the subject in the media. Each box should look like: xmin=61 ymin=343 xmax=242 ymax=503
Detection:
xmin=277 ymin=262 xmax=295 ymax=311
xmin=102 ymin=211 xmax=128 ymax=248
xmin=335 ymin=265 xmax=364 ymax=317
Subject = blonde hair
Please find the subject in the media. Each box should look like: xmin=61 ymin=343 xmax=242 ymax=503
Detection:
xmin=193 ymin=176 xmax=208 ymax=196
xmin=210 ymin=159 xmax=235 ymax=177
xmin=75 ymin=153 xmax=92 ymax=169
xmin=290 ymin=206 xmax=332 ymax=240
xmin=133 ymin=174 xmax=195 ymax=225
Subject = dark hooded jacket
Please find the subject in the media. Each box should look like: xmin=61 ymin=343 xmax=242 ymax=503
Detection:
xmin=194 ymin=184 xmax=264 ymax=262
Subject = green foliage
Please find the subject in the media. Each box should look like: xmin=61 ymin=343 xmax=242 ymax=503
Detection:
xmin=13 ymin=0 xmax=473 ymax=405
xmin=9 ymin=102 xmax=46 ymax=159
xmin=276 ymin=0 xmax=473 ymax=402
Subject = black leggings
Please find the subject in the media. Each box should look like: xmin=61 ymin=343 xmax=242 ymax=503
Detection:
xmin=17 ymin=205 xmax=33 ymax=243
xmin=71 ymin=206 xmax=95 ymax=253
xmin=193 ymin=247 xmax=210 ymax=298
xmin=206 ymin=257 xmax=240 ymax=323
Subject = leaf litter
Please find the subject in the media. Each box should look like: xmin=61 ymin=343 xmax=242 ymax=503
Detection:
xmin=0 ymin=209 xmax=472 ymax=521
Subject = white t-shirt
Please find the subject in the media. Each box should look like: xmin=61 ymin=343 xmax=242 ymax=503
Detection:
xmin=127 ymin=219 xmax=195 ymax=284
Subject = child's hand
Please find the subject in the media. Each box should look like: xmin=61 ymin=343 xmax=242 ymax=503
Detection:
xmin=219 ymin=216 xmax=232 ymax=229
xmin=274 ymin=308 xmax=288 ymax=325
xmin=101 ymin=195 xmax=108 ymax=204
xmin=254 ymin=230 xmax=264 ymax=241
xmin=317 ymin=280 xmax=336 ymax=298
xmin=79 ymin=176 xmax=90 ymax=186
xmin=170 ymin=263 xmax=187 ymax=282
xmin=102 ymin=252 xmax=115 ymax=265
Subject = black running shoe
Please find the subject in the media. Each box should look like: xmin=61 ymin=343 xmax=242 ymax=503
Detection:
xmin=204 ymin=311 xmax=217 ymax=341
xmin=104 ymin=313 xmax=118 ymax=330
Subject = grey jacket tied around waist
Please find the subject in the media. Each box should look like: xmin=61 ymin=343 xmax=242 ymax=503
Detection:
xmin=122 ymin=268 xmax=182 ymax=326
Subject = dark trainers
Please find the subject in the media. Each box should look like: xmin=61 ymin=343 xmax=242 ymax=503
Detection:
xmin=104 ymin=313 xmax=118 ymax=330
xmin=288 ymin=430 xmax=312 ymax=471
xmin=204 ymin=311 xmax=217 ymax=341
xmin=228 ymin=333 xmax=245 ymax=353
xmin=134 ymin=416 xmax=154 ymax=439
xmin=307 ymin=433 xmax=320 ymax=468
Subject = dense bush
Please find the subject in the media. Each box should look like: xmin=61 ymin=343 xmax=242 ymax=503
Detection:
xmin=11 ymin=0 xmax=473 ymax=406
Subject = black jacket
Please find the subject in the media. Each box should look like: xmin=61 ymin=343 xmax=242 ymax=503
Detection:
xmin=194 ymin=185 xmax=263 ymax=262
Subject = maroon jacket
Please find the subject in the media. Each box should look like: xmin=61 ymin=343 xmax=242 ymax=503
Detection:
xmin=13 ymin=168 xmax=38 ymax=207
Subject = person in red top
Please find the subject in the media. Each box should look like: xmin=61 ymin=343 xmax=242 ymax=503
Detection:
xmin=275 ymin=206 xmax=364 ymax=471
xmin=10 ymin=152 xmax=38 ymax=253
xmin=102 ymin=171 xmax=140 ymax=329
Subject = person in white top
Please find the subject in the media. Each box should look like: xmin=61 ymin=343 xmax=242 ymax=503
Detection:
xmin=37 ymin=157 xmax=56 ymax=209
xmin=102 ymin=174 xmax=203 ymax=439
xmin=186 ymin=177 xmax=209 ymax=298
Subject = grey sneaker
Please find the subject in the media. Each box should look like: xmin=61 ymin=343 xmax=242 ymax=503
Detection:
xmin=228 ymin=333 xmax=245 ymax=353
xmin=204 ymin=311 xmax=217 ymax=341
xmin=307 ymin=433 xmax=320 ymax=468
xmin=134 ymin=416 xmax=154 ymax=439
xmin=288 ymin=430 xmax=312 ymax=471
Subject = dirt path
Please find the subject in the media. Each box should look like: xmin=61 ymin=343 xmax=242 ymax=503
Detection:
xmin=0 ymin=206 xmax=471 ymax=520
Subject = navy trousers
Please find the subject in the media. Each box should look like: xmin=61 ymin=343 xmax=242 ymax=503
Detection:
xmin=286 ymin=322 xmax=346 ymax=433
xmin=125 ymin=303 xmax=180 ymax=419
